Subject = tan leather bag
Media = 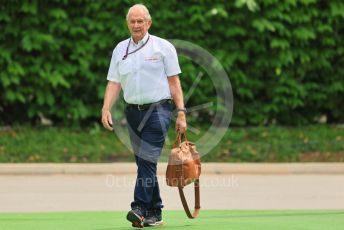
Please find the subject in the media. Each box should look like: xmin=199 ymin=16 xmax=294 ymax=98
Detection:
xmin=166 ymin=132 xmax=201 ymax=218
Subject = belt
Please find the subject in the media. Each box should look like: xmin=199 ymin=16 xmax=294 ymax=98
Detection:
xmin=126 ymin=99 xmax=172 ymax=111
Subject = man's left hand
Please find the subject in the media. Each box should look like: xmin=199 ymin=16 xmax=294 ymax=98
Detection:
xmin=176 ymin=112 xmax=187 ymax=133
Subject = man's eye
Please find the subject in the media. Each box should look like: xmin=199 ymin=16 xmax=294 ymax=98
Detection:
xmin=130 ymin=20 xmax=144 ymax=24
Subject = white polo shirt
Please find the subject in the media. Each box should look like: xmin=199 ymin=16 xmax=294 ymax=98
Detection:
xmin=106 ymin=33 xmax=182 ymax=104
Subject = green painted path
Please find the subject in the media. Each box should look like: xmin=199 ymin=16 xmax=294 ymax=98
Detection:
xmin=1 ymin=210 xmax=343 ymax=230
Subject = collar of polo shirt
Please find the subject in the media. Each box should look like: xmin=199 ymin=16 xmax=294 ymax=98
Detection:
xmin=131 ymin=32 xmax=149 ymax=47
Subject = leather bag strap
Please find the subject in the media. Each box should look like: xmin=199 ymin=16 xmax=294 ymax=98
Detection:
xmin=173 ymin=132 xmax=187 ymax=148
xmin=178 ymin=179 xmax=200 ymax=218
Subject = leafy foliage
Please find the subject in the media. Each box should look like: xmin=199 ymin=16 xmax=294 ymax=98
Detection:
xmin=0 ymin=0 xmax=343 ymax=126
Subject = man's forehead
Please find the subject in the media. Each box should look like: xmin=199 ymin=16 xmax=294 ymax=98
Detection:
xmin=128 ymin=8 xmax=145 ymax=20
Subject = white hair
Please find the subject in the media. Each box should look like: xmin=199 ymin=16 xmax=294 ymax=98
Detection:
xmin=126 ymin=4 xmax=152 ymax=21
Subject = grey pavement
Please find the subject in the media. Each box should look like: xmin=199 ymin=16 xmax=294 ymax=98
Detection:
xmin=0 ymin=163 xmax=344 ymax=212
xmin=1 ymin=163 xmax=344 ymax=175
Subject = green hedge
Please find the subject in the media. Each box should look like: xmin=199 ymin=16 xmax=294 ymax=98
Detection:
xmin=1 ymin=0 xmax=343 ymax=126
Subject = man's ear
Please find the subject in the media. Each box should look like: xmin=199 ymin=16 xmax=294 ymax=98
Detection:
xmin=147 ymin=20 xmax=152 ymax=29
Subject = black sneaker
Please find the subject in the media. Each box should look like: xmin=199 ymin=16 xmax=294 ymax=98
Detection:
xmin=126 ymin=207 xmax=145 ymax=228
xmin=143 ymin=209 xmax=163 ymax=227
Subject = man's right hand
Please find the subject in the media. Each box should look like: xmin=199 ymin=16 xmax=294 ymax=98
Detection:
xmin=101 ymin=109 xmax=113 ymax=131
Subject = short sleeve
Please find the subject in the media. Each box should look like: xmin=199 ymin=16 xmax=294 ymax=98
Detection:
xmin=106 ymin=46 xmax=120 ymax=82
xmin=163 ymin=41 xmax=182 ymax=77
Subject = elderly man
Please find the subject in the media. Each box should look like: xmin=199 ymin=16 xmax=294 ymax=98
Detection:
xmin=101 ymin=4 xmax=187 ymax=228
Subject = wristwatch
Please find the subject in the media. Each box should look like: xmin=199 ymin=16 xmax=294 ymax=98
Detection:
xmin=176 ymin=108 xmax=187 ymax=114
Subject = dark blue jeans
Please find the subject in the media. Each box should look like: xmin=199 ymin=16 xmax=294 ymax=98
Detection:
xmin=125 ymin=100 xmax=172 ymax=211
